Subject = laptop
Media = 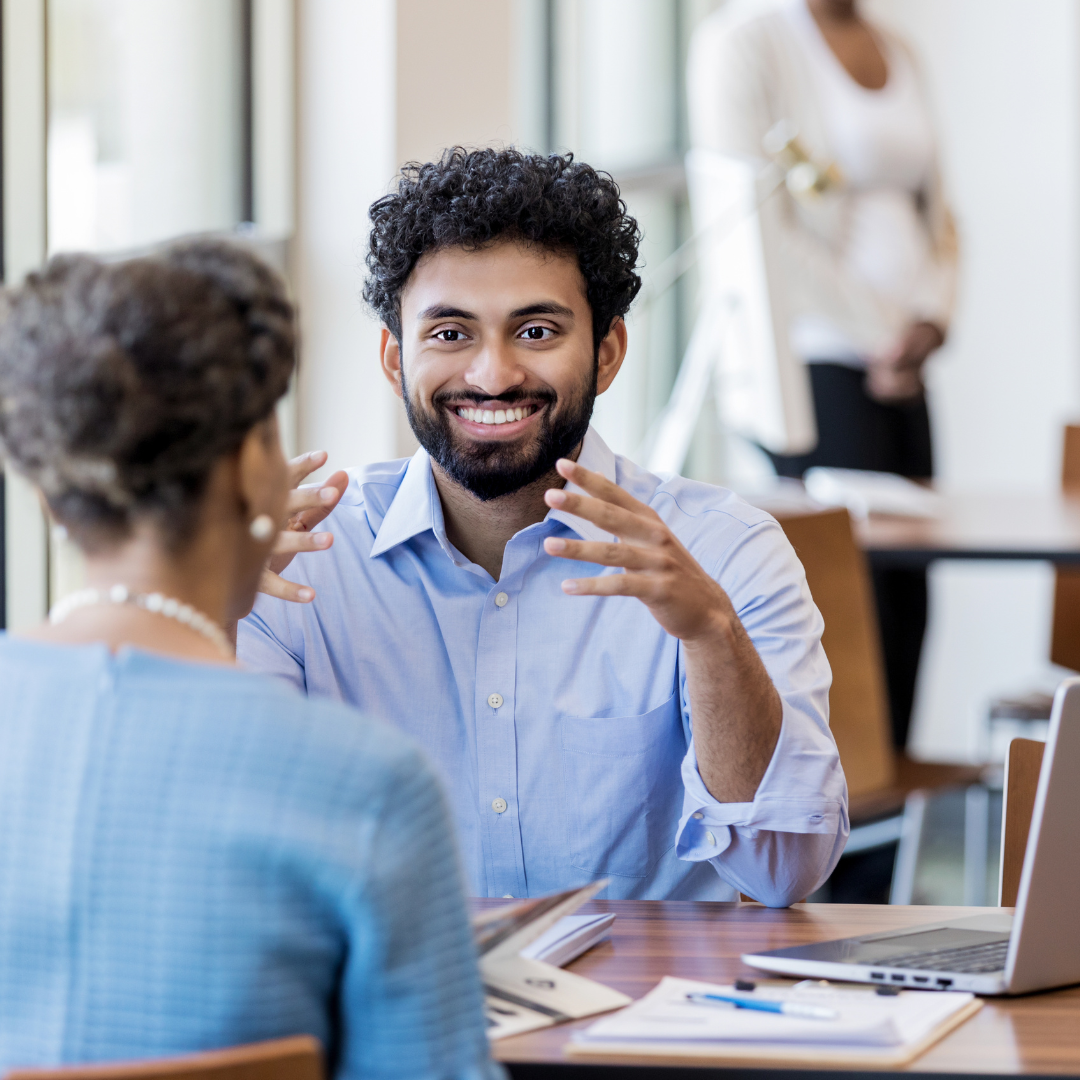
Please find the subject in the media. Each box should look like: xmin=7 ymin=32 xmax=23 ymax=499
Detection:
xmin=742 ymin=677 xmax=1080 ymax=995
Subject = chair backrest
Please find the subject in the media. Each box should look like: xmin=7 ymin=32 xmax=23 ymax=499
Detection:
xmin=1050 ymin=425 xmax=1080 ymax=670
xmin=3 ymin=1037 xmax=322 ymax=1080
xmin=775 ymin=507 xmax=896 ymax=797
xmin=999 ymin=737 xmax=1046 ymax=907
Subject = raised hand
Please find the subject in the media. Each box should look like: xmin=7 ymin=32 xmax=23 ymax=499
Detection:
xmin=259 ymin=450 xmax=349 ymax=603
xmin=541 ymin=458 xmax=733 ymax=642
xmin=541 ymin=457 xmax=781 ymax=803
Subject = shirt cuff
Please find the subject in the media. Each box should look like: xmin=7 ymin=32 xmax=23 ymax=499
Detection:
xmin=675 ymin=703 xmax=847 ymax=864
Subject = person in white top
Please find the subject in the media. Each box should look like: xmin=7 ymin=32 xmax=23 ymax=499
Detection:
xmin=689 ymin=0 xmax=959 ymax=891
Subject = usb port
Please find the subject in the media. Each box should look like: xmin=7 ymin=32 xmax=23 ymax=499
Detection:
xmin=913 ymin=976 xmax=929 ymax=984
xmin=870 ymin=972 xmax=885 ymax=980
xmin=937 ymin=978 xmax=953 ymax=988
xmin=890 ymin=974 xmax=905 ymax=982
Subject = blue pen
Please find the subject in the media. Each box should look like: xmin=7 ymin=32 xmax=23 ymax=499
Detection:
xmin=686 ymin=991 xmax=838 ymax=1020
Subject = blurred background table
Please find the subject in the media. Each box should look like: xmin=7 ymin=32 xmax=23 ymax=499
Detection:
xmin=488 ymin=899 xmax=1080 ymax=1078
xmin=858 ymin=492 xmax=1080 ymax=568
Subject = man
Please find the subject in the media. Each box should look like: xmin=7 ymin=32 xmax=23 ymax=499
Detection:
xmin=239 ymin=148 xmax=847 ymax=905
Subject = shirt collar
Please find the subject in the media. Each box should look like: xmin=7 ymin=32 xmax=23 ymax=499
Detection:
xmin=545 ymin=427 xmax=618 ymax=544
xmin=368 ymin=425 xmax=618 ymax=558
xmin=368 ymin=448 xmax=446 ymax=558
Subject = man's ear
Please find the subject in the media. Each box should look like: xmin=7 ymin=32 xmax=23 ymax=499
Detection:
xmin=596 ymin=318 xmax=628 ymax=396
xmin=380 ymin=328 xmax=405 ymax=400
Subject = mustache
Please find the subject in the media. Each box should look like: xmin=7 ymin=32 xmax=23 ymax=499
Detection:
xmin=432 ymin=387 xmax=557 ymax=407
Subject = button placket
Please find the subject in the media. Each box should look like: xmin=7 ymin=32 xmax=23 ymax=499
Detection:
xmin=474 ymin=561 xmax=526 ymax=899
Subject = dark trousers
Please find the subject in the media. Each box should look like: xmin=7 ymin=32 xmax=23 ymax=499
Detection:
xmin=769 ymin=362 xmax=932 ymax=751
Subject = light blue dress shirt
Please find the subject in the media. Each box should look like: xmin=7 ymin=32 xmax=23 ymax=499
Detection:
xmin=0 ymin=637 xmax=500 ymax=1080
xmin=240 ymin=428 xmax=849 ymax=906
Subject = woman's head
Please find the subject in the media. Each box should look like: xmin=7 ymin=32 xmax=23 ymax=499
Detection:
xmin=0 ymin=240 xmax=294 ymax=571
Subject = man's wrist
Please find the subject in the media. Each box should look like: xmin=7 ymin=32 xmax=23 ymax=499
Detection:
xmin=680 ymin=606 xmax=739 ymax=651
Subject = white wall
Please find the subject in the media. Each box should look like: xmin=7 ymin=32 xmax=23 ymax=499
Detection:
xmin=865 ymin=0 xmax=1080 ymax=760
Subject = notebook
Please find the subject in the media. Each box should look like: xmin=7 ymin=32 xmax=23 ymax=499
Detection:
xmin=567 ymin=977 xmax=982 ymax=1066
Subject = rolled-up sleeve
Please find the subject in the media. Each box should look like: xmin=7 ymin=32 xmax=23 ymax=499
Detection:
xmin=673 ymin=516 xmax=849 ymax=906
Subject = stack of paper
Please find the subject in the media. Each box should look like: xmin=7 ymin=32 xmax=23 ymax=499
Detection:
xmin=803 ymin=467 xmax=942 ymax=520
xmin=520 ymin=913 xmax=615 ymax=967
xmin=474 ymin=883 xmax=630 ymax=1041
xmin=569 ymin=977 xmax=982 ymax=1066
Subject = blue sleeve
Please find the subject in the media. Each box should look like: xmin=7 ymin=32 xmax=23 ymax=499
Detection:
xmin=335 ymin=746 xmax=504 ymax=1080
xmin=237 ymin=598 xmax=306 ymax=695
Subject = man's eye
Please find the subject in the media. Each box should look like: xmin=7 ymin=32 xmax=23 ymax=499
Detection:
xmin=521 ymin=326 xmax=552 ymax=341
xmin=435 ymin=329 xmax=464 ymax=342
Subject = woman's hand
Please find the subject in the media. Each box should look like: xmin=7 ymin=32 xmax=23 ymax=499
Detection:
xmin=258 ymin=451 xmax=349 ymax=603
xmin=866 ymin=321 xmax=944 ymax=404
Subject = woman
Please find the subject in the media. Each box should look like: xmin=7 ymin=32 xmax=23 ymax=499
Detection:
xmin=0 ymin=242 xmax=500 ymax=1079
xmin=690 ymin=0 xmax=959 ymax=753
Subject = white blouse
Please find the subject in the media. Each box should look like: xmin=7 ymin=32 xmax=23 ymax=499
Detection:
xmin=688 ymin=0 xmax=958 ymax=366
xmin=786 ymin=0 xmax=939 ymax=365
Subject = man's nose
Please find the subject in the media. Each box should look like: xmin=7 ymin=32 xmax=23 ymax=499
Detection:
xmin=462 ymin=339 xmax=526 ymax=398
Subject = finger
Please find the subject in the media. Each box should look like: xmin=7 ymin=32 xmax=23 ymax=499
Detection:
xmin=285 ymin=470 xmax=349 ymax=530
xmin=543 ymin=535 xmax=664 ymax=570
xmin=258 ymin=568 xmax=315 ymax=603
xmin=553 ymin=458 xmax=651 ymax=514
xmin=559 ymin=572 xmax=652 ymax=598
xmin=272 ymin=529 xmax=333 ymax=556
xmin=544 ymin=489 xmax=665 ymax=543
xmin=287 ymin=450 xmax=329 ymax=488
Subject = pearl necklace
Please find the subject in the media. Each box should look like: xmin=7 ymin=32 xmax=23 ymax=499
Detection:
xmin=48 ymin=584 xmax=232 ymax=658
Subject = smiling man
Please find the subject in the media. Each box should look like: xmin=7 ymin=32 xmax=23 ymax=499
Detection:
xmin=238 ymin=148 xmax=848 ymax=905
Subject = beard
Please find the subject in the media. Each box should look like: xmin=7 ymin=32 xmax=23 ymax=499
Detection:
xmin=402 ymin=368 xmax=597 ymax=501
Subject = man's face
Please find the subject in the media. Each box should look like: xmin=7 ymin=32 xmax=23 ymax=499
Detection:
xmin=381 ymin=240 xmax=625 ymax=500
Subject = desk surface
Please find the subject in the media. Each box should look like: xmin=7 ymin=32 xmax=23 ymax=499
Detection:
xmin=488 ymin=900 xmax=1080 ymax=1077
xmin=856 ymin=492 xmax=1080 ymax=564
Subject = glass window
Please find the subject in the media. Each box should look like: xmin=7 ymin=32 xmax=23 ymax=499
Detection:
xmin=47 ymin=0 xmax=248 ymax=255
xmin=545 ymin=0 xmax=725 ymax=476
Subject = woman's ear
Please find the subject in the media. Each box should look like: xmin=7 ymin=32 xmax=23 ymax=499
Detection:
xmin=236 ymin=415 xmax=288 ymax=531
xmin=596 ymin=318 xmax=628 ymax=396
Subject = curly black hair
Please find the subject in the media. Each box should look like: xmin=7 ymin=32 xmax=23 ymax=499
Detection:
xmin=0 ymin=239 xmax=295 ymax=552
xmin=363 ymin=147 xmax=642 ymax=353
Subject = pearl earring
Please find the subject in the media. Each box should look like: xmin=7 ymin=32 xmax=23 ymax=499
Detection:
xmin=249 ymin=514 xmax=275 ymax=542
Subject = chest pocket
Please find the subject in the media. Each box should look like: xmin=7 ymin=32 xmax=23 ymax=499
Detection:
xmin=560 ymin=691 xmax=686 ymax=879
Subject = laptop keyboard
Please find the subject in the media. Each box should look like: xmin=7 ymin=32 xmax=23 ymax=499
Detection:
xmin=879 ymin=939 xmax=1010 ymax=974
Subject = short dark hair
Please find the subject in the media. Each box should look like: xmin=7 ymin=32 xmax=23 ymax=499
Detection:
xmin=363 ymin=147 xmax=643 ymax=353
xmin=0 ymin=239 xmax=295 ymax=552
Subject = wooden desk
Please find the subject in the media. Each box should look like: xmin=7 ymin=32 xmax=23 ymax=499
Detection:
xmin=751 ymin=489 xmax=1080 ymax=568
xmin=489 ymin=900 xmax=1080 ymax=1077
xmin=858 ymin=493 xmax=1080 ymax=568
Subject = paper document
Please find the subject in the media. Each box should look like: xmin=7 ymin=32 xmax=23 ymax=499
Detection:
xmin=804 ymin=467 xmax=941 ymax=519
xmin=473 ymin=883 xmax=630 ymax=1041
xmin=520 ymin=913 xmax=615 ymax=967
xmin=574 ymin=977 xmax=977 ymax=1049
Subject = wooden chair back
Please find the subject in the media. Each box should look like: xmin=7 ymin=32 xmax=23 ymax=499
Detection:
xmin=775 ymin=507 xmax=896 ymax=797
xmin=3 ymin=1037 xmax=322 ymax=1080
xmin=1051 ymin=425 xmax=1080 ymax=671
xmin=999 ymin=737 xmax=1046 ymax=907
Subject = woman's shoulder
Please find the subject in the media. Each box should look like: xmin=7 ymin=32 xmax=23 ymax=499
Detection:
xmin=0 ymin=635 xmax=430 ymax=799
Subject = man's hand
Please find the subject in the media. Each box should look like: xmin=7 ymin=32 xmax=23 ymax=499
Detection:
xmin=541 ymin=458 xmax=781 ymax=803
xmin=258 ymin=450 xmax=349 ymax=604
xmin=541 ymin=459 xmax=731 ymax=643
xmin=866 ymin=321 xmax=944 ymax=404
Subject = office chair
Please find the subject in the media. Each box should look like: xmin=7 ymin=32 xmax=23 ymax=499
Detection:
xmin=2 ymin=1037 xmax=322 ymax=1080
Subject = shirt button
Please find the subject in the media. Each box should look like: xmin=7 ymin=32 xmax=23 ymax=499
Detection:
xmin=495 ymin=592 xmax=509 ymax=608
xmin=487 ymin=692 xmax=504 ymax=709
xmin=492 ymin=798 xmax=508 ymax=814
xmin=692 ymin=812 xmax=704 ymax=820
xmin=502 ymin=894 xmax=514 ymax=899
xmin=706 ymin=831 xmax=717 ymax=847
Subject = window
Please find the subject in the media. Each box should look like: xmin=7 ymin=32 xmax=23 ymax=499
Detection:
xmin=542 ymin=0 xmax=724 ymax=476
